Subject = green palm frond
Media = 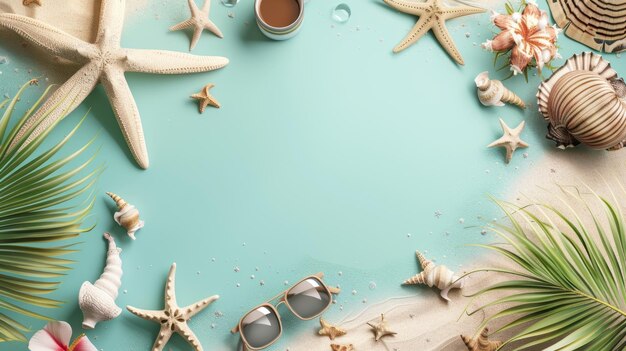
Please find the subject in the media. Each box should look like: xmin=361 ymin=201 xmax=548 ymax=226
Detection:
xmin=0 ymin=80 xmax=98 ymax=342
xmin=465 ymin=188 xmax=626 ymax=350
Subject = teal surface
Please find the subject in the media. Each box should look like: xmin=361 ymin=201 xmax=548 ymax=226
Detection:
xmin=1 ymin=0 xmax=625 ymax=350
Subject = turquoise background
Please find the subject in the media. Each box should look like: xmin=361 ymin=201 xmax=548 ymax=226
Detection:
xmin=1 ymin=0 xmax=625 ymax=350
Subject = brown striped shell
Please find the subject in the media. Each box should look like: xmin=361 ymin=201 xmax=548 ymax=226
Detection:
xmin=537 ymin=52 xmax=626 ymax=150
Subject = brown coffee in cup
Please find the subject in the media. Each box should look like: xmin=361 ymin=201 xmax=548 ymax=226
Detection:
xmin=259 ymin=0 xmax=300 ymax=28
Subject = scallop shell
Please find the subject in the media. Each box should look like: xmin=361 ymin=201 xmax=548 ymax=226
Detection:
xmin=548 ymin=0 xmax=626 ymax=53
xmin=78 ymin=233 xmax=123 ymax=329
xmin=475 ymin=71 xmax=526 ymax=109
xmin=537 ymin=52 xmax=626 ymax=150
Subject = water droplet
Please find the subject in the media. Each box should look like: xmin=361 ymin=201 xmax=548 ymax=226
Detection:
xmin=351 ymin=289 xmax=357 ymax=295
xmin=368 ymin=281 xmax=377 ymax=290
xmin=220 ymin=0 xmax=239 ymax=7
xmin=234 ymin=266 xmax=240 ymax=272
xmin=331 ymin=3 xmax=351 ymax=23
xmin=0 ymin=56 xmax=7 ymax=64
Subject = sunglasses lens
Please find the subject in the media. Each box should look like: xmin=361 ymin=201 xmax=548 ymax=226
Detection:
xmin=240 ymin=306 xmax=281 ymax=349
xmin=286 ymin=277 xmax=331 ymax=319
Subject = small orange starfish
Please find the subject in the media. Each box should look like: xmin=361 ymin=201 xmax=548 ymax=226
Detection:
xmin=191 ymin=83 xmax=221 ymax=113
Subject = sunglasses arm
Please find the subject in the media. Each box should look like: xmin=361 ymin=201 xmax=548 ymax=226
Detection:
xmin=328 ymin=286 xmax=340 ymax=294
xmin=231 ymin=324 xmax=240 ymax=334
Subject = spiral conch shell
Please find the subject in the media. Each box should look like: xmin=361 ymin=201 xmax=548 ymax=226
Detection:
xmin=537 ymin=52 xmax=626 ymax=150
xmin=107 ymin=192 xmax=144 ymax=240
xmin=461 ymin=327 xmax=502 ymax=351
xmin=78 ymin=233 xmax=123 ymax=329
xmin=402 ymin=250 xmax=463 ymax=301
xmin=475 ymin=71 xmax=526 ymax=109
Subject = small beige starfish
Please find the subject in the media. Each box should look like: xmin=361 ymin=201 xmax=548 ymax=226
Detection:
xmin=461 ymin=327 xmax=502 ymax=351
xmin=318 ymin=318 xmax=347 ymax=340
xmin=191 ymin=83 xmax=221 ymax=112
xmin=171 ymin=0 xmax=224 ymax=51
xmin=488 ymin=118 xmax=528 ymax=164
xmin=367 ymin=314 xmax=397 ymax=342
xmin=23 ymin=0 xmax=42 ymax=6
xmin=383 ymin=0 xmax=485 ymax=64
xmin=127 ymin=263 xmax=219 ymax=351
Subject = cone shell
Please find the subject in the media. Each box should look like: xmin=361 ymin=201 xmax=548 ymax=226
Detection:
xmin=403 ymin=251 xmax=464 ymax=301
xmin=461 ymin=327 xmax=502 ymax=351
xmin=537 ymin=52 xmax=626 ymax=150
xmin=331 ymin=344 xmax=355 ymax=351
xmin=475 ymin=71 xmax=526 ymax=109
xmin=107 ymin=192 xmax=144 ymax=240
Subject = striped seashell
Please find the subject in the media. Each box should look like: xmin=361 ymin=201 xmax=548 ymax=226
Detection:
xmin=403 ymin=250 xmax=463 ymax=301
xmin=331 ymin=344 xmax=355 ymax=351
xmin=461 ymin=327 xmax=502 ymax=351
xmin=537 ymin=52 xmax=626 ymax=150
xmin=475 ymin=71 xmax=526 ymax=109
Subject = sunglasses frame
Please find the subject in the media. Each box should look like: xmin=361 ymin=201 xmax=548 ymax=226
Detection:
xmin=232 ymin=272 xmax=340 ymax=350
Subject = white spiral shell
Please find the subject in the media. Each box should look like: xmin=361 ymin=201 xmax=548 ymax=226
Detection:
xmin=537 ymin=52 xmax=626 ymax=150
xmin=78 ymin=233 xmax=123 ymax=329
xmin=475 ymin=71 xmax=526 ymax=109
xmin=403 ymin=251 xmax=463 ymax=301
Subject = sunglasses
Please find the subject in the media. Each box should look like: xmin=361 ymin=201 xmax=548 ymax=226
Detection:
xmin=231 ymin=272 xmax=340 ymax=350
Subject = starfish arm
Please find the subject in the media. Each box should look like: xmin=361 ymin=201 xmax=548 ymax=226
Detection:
xmin=201 ymin=0 xmax=211 ymax=12
xmin=170 ymin=19 xmax=195 ymax=31
xmin=432 ymin=18 xmax=464 ymax=64
xmin=8 ymin=62 xmax=100 ymax=152
xmin=441 ymin=5 xmax=485 ymax=20
xmin=164 ymin=263 xmax=179 ymax=311
xmin=204 ymin=20 xmax=224 ymax=39
xmin=188 ymin=0 xmax=202 ymax=18
xmin=101 ymin=67 xmax=150 ymax=169
xmin=181 ymin=295 xmax=219 ymax=319
xmin=151 ymin=326 xmax=174 ymax=351
xmin=126 ymin=306 xmax=167 ymax=322
xmin=0 ymin=14 xmax=89 ymax=62
xmin=176 ymin=323 xmax=204 ymax=351
xmin=392 ymin=15 xmax=434 ymax=53
xmin=487 ymin=137 xmax=506 ymax=148
xmin=190 ymin=26 xmax=204 ymax=51
xmin=383 ymin=0 xmax=430 ymax=15
xmin=96 ymin=0 xmax=126 ymax=45
xmin=124 ymin=49 xmax=229 ymax=74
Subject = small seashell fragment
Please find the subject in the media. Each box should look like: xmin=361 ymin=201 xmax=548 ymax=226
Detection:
xmin=461 ymin=327 xmax=502 ymax=351
xmin=331 ymin=344 xmax=355 ymax=351
xmin=107 ymin=192 xmax=144 ymax=240
xmin=475 ymin=71 xmax=525 ymax=109
xmin=402 ymin=250 xmax=464 ymax=301
xmin=78 ymin=233 xmax=123 ymax=329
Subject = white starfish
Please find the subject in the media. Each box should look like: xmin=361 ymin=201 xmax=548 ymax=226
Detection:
xmin=170 ymin=0 xmax=223 ymax=51
xmin=383 ymin=0 xmax=485 ymax=64
xmin=127 ymin=263 xmax=219 ymax=351
xmin=0 ymin=0 xmax=229 ymax=169
xmin=487 ymin=118 xmax=528 ymax=164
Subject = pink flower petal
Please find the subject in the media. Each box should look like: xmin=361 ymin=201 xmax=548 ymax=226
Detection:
xmin=491 ymin=31 xmax=515 ymax=51
xmin=523 ymin=2 xmax=541 ymax=18
xmin=29 ymin=321 xmax=72 ymax=351
xmin=511 ymin=46 xmax=532 ymax=73
xmin=493 ymin=13 xmax=514 ymax=30
xmin=69 ymin=335 xmax=97 ymax=351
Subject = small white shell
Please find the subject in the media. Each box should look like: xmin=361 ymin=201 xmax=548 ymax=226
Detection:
xmin=78 ymin=233 xmax=123 ymax=329
xmin=107 ymin=192 xmax=144 ymax=240
xmin=475 ymin=71 xmax=525 ymax=109
xmin=403 ymin=251 xmax=463 ymax=301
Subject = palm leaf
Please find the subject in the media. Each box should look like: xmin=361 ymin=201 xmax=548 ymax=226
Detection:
xmin=0 ymin=80 xmax=97 ymax=342
xmin=465 ymin=187 xmax=626 ymax=350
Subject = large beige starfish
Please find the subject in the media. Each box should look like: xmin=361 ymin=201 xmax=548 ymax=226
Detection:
xmin=170 ymin=0 xmax=224 ymax=51
xmin=0 ymin=0 xmax=228 ymax=169
xmin=383 ymin=0 xmax=485 ymax=64
xmin=488 ymin=118 xmax=528 ymax=164
xmin=127 ymin=263 xmax=219 ymax=351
